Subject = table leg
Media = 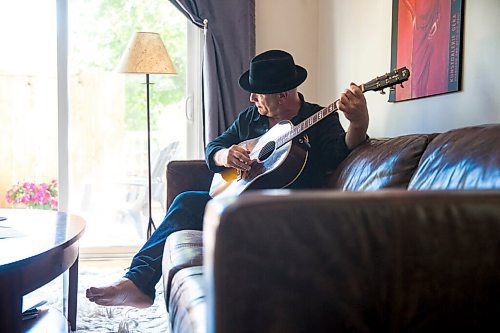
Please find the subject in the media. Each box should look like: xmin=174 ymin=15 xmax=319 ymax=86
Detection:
xmin=0 ymin=274 xmax=22 ymax=332
xmin=67 ymin=254 xmax=79 ymax=332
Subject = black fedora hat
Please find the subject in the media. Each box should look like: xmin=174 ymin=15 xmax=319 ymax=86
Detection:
xmin=239 ymin=50 xmax=307 ymax=94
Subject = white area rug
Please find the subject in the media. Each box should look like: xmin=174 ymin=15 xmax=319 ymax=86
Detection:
xmin=24 ymin=261 xmax=171 ymax=333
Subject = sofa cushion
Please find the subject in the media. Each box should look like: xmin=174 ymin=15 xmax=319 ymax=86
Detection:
xmin=163 ymin=230 xmax=203 ymax=311
xmin=327 ymin=134 xmax=435 ymax=191
xmin=409 ymin=124 xmax=500 ymax=190
xmin=169 ymin=266 xmax=206 ymax=333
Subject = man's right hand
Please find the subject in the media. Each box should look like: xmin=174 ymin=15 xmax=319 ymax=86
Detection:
xmin=214 ymin=145 xmax=252 ymax=171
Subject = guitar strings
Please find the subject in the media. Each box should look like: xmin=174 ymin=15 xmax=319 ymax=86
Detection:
xmin=240 ymin=69 xmax=409 ymax=166
xmin=252 ymin=99 xmax=340 ymax=162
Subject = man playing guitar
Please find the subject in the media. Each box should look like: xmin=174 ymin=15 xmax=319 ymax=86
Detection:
xmin=86 ymin=49 xmax=369 ymax=309
xmin=208 ymin=50 xmax=369 ymax=196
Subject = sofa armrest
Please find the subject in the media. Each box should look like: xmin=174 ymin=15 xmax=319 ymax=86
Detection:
xmin=204 ymin=189 xmax=500 ymax=333
xmin=162 ymin=230 xmax=203 ymax=311
xmin=166 ymin=160 xmax=214 ymax=210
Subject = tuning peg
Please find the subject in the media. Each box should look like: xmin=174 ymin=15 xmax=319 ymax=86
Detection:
xmin=380 ymin=89 xmax=386 ymax=95
xmin=400 ymin=83 xmax=404 ymax=88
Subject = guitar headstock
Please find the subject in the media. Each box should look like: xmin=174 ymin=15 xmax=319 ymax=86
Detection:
xmin=361 ymin=67 xmax=410 ymax=94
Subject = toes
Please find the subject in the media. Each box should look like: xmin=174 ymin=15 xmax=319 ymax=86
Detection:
xmin=86 ymin=287 xmax=105 ymax=297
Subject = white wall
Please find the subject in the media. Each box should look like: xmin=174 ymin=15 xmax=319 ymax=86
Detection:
xmin=255 ymin=0 xmax=318 ymax=101
xmin=257 ymin=0 xmax=500 ymax=137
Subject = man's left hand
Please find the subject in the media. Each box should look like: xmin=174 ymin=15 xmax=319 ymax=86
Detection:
xmin=337 ymin=83 xmax=369 ymax=149
xmin=337 ymin=83 xmax=369 ymax=129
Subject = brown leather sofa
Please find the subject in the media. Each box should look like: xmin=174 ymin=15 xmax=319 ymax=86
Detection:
xmin=162 ymin=123 xmax=500 ymax=333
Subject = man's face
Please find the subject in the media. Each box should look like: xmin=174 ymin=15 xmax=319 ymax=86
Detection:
xmin=250 ymin=92 xmax=280 ymax=118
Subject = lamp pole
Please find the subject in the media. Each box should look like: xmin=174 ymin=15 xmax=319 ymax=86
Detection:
xmin=118 ymin=32 xmax=176 ymax=239
xmin=145 ymin=73 xmax=155 ymax=238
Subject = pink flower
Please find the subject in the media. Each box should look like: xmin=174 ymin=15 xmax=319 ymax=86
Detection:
xmin=5 ymin=180 xmax=58 ymax=210
xmin=6 ymin=190 xmax=13 ymax=203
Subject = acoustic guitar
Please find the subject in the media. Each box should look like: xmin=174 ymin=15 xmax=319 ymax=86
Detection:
xmin=209 ymin=67 xmax=410 ymax=198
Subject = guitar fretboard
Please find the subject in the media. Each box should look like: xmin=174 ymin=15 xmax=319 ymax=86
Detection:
xmin=275 ymin=100 xmax=338 ymax=148
xmin=272 ymin=66 xmax=409 ymax=149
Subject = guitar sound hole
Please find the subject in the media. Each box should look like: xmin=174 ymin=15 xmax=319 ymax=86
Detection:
xmin=258 ymin=141 xmax=275 ymax=161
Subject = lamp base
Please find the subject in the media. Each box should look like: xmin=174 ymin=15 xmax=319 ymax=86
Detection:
xmin=146 ymin=216 xmax=156 ymax=239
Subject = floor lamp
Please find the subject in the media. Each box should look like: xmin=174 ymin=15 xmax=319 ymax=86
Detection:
xmin=118 ymin=32 xmax=176 ymax=239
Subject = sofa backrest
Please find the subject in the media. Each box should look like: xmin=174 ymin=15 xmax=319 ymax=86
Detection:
xmin=166 ymin=160 xmax=213 ymax=210
xmin=327 ymin=134 xmax=436 ymax=191
xmin=409 ymin=124 xmax=500 ymax=190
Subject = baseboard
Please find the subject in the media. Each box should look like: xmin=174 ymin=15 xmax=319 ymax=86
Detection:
xmin=80 ymin=245 xmax=140 ymax=260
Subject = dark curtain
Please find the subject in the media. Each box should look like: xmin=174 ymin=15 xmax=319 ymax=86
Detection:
xmin=169 ymin=0 xmax=256 ymax=142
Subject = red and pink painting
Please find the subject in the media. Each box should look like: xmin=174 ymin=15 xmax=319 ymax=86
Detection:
xmin=389 ymin=0 xmax=464 ymax=102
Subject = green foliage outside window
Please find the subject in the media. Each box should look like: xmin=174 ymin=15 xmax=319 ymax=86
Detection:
xmin=71 ymin=0 xmax=187 ymax=130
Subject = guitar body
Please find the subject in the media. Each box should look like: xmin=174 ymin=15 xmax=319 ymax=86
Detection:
xmin=209 ymin=121 xmax=309 ymax=198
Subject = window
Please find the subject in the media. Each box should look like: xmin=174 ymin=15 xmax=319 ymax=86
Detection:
xmin=0 ymin=1 xmax=58 ymax=210
xmin=0 ymin=0 xmax=204 ymax=252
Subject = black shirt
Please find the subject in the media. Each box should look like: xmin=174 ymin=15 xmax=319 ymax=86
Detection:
xmin=205 ymin=93 xmax=351 ymax=189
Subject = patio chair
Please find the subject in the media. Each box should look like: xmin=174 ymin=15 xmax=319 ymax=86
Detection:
xmin=119 ymin=141 xmax=180 ymax=237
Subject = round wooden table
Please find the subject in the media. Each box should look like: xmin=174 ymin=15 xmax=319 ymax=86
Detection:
xmin=0 ymin=209 xmax=86 ymax=333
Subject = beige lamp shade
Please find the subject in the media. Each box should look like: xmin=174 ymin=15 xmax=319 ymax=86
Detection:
xmin=118 ymin=32 xmax=176 ymax=74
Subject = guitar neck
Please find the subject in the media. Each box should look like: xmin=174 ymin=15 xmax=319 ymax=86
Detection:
xmin=274 ymin=67 xmax=410 ymax=149
xmin=275 ymin=101 xmax=339 ymax=148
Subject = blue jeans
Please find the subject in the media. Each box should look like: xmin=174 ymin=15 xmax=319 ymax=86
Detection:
xmin=124 ymin=190 xmax=211 ymax=300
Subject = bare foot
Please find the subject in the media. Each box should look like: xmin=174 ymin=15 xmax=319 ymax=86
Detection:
xmin=86 ymin=278 xmax=153 ymax=308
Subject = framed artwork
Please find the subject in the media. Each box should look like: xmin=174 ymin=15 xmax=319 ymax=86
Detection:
xmin=389 ymin=0 xmax=464 ymax=102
